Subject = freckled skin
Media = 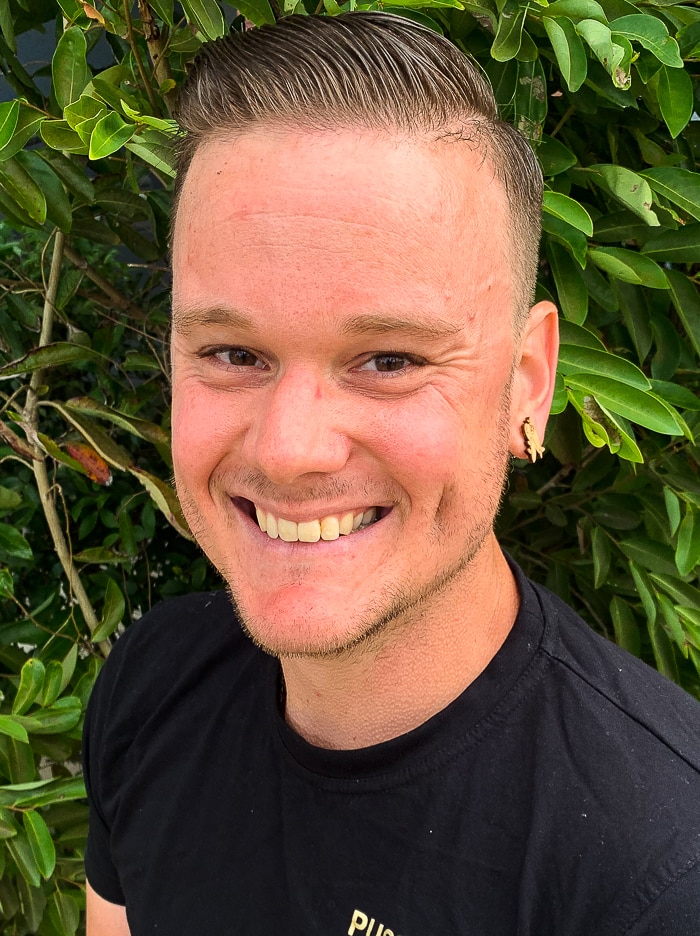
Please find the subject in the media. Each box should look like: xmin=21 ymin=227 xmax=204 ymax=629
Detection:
xmin=170 ymin=128 xmax=558 ymax=748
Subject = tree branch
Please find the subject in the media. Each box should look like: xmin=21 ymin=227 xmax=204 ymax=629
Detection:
xmin=123 ymin=0 xmax=161 ymax=116
xmin=22 ymin=232 xmax=111 ymax=658
xmin=136 ymin=0 xmax=176 ymax=116
xmin=63 ymin=243 xmax=148 ymax=320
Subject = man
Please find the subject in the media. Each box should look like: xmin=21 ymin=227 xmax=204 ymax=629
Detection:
xmin=83 ymin=13 xmax=700 ymax=935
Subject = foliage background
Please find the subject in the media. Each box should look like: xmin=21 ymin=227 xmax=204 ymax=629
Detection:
xmin=0 ymin=0 xmax=698 ymax=929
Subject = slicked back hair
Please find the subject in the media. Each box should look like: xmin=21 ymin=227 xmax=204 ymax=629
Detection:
xmin=174 ymin=12 xmax=543 ymax=323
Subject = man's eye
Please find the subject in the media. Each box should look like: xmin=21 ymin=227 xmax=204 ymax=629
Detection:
xmin=360 ymin=354 xmax=419 ymax=373
xmin=212 ymin=348 xmax=265 ymax=368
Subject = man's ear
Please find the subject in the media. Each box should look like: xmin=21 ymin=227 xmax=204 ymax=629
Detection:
xmin=508 ymin=301 xmax=559 ymax=459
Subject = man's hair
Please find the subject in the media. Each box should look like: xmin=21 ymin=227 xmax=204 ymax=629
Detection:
xmin=174 ymin=12 xmax=543 ymax=320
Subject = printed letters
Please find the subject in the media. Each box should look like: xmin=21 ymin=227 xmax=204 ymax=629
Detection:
xmin=347 ymin=908 xmax=399 ymax=936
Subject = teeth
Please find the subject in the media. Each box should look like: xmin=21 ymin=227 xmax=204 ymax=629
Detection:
xmin=320 ymin=516 xmax=339 ymax=540
xmin=255 ymin=506 xmax=380 ymax=542
xmin=298 ymin=520 xmax=321 ymax=543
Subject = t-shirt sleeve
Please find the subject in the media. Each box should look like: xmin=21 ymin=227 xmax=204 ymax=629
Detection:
xmin=82 ymin=641 xmax=128 ymax=905
xmin=623 ymin=861 xmax=700 ymax=936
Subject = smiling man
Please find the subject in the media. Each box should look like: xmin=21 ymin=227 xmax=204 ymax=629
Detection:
xmin=83 ymin=13 xmax=700 ymax=936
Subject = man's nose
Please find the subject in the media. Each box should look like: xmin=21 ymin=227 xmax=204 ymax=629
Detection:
xmin=245 ymin=366 xmax=352 ymax=485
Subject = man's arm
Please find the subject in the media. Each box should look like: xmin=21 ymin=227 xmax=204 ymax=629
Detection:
xmin=86 ymin=881 xmax=131 ymax=936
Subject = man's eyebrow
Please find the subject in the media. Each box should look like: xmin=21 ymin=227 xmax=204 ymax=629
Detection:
xmin=171 ymin=306 xmax=259 ymax=335
xmin=340 ymin=314 xmax=463 ymax=341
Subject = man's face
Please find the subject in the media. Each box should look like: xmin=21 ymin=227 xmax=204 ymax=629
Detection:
xmin=171 ymin=128 xmax=526 ymax=657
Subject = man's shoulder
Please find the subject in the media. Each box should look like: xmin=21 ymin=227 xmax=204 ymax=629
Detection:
xmin=529 ymin=576 xmax=700 ymax=770
xmin=86 ymin=590 xmax=260 ymax=726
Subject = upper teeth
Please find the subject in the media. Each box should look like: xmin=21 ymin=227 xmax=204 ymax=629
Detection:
xmin=254 ymin=507 xmax=377 ymax=542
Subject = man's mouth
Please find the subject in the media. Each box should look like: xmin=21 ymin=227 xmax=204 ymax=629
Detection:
xmin=237 ymin=499 xmax=382 ymax=542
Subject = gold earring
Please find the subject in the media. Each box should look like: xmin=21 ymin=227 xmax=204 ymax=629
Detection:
xmin=522 ymin=417 xmax=545 ymax=463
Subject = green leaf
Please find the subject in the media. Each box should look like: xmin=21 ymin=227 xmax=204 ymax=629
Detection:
xmin=564 ymin=374 xmax=685 ymax=435
xmin=0 ymin=806 xmax=19 ymax=840
xmin=596 ymin=403 xmax=643 ymax=462
xmin=537 ymin=134 xmax=577 ymax=176
xmin=60 ymin=644 xmax=78 ymax=694
xmin=88 ymin=111 xmax=135 ymax=160
xmin=610 ymin=14 xmax=683 ymax=67
xmin=542 ymin=214 xmax=588 ymax=267
xmin=650 ymin=380 xmax=700 ymax=412
xmin=543 ymin=191 xmax=593 ymax=235
xmin=0 ymin=157 xmax=47 ymax=225
xmin=513 ymin=57 xmax=547 ymax=142
xmin=6 ymin=830 xmax=41 ymax=888
xmin=642 ymin=168 xmax=700 ymax=223
xmin=558 ymin=345 xmax=650 ymax=389
xmin=149 ymin=0 xmax=174 ymax=24
xmin=180 ymin=0 xmax=226 ymax=39
xmin=14 ymin=697 xmax=82 ymax=736
xmin=547 ymin=240 xmax=588 ymax=323
xmin=0 ymin=100 xmax=19 ymax=152
xmin=628 ymin=560 xmax=658 ymax=621
xmin=676 ymin=507 xmax=700 ymax=577
xmin=92 ymin=578 xmax=125 ymax=643
xmin=0 ymin=342 xmax=102 ymax=380
xmin=0 ymin=567 xmax=13 ymax=597
xmin=543 ymin=0 xmax=607 ymax=23
xmin=589 ymin=164 xmax=658 ymax=225
xmin=40 ymin=150 xmax=95 ymax=203
xmin=610 ymin=596 xmax=641 ymax=655
xmin=0 ymin=523 xmax=32 ymax=561
xmin=664 ymin=487 xmax=681 ymax=536
xmin=52 ymin=26 xmax=89 ymax=110
xmin=492 ymin=0 xmax=526 ymax=61
xmin=576 ymin=20 xmax=628 ymax=86
xmin=624 ymin=540 xmax=679 ymax=577
xmin=641 ymin=224 xmax=700 ymax=264
xmin=657 ymin=593 xmax=687 ymax=654
xmin=589 ymin=247 xmax=668 ymax=288
xmin=14 ymin=150 xmax=72 ymax=233
xmin=49 ymin=889 xmax=80 ymax=936
xmin=0 ymin=776 xmax=86 ymax=809
xmin=544 ymin=15 xmax=588 ymax=90
xmin=40 ymin=119 xmax=88 ymax=155
xmin=40 ymin=660 xmax=64 ymax=708
xmin=649 ymin=574 xmax=700 ymax=612
xmin=126 ymin=129 xmax=176 ymax=178
xmin=23 ymin=811 xmax=55 ymax=879
xmin=65 ymin=397 xmax=169 ymax=447
xmin=654 ymin=64 xmax=693 ymax=139
xmin=666 ymin=269 xmax=700 ymax=359
xmin=648 ymin=615 xmax=679 ymax=682
xmin=0 ymin=716 xmax=29 ymax=744
xmin=225 ymin=0 xmax=275 ymax=24
xmin=591 ymin=525 xmax=611 ymax=587
xmin=0 ymin=0 xmax=16 ymax=52
xmin=12 ymin=659 xmax=45 ymax=716
xmin=558 ymin=321 xmax=606 ymax=349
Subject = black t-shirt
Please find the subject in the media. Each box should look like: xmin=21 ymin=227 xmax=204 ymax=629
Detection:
xmin=83 ymin=565 xmax=700 ymax=935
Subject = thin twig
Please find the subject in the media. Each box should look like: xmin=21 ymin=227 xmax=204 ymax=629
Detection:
xmin=123 ymin=0 xmax=161 ymax=116
xmin=550 ymin=105 xmax=575 ymax=140
xmin=21 ymin=231 xmax=111 ymax=658
xmin=63 ymin=243 xmax=148 ymax=320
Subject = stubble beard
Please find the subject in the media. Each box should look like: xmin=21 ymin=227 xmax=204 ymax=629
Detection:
xmin=224 ymin=400 xmax=513 ymax=663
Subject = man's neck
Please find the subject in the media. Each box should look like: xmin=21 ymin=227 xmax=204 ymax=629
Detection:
xmin=280 ymin=538 xmax=519 ymax=750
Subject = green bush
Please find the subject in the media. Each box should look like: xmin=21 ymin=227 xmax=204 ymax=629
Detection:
xmin=0 ymin=0 xmax=699 ymax=930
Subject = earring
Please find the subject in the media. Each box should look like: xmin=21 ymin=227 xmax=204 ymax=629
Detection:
xmin=522 ymin=417 xmax=545 ymax=463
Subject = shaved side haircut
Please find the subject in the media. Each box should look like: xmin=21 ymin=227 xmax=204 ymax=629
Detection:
xmin=174 ymin=12 xmax=543 ymax=322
